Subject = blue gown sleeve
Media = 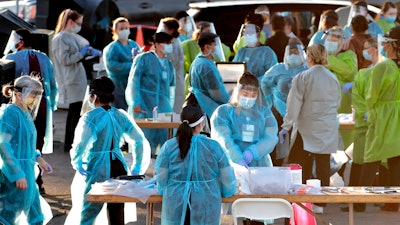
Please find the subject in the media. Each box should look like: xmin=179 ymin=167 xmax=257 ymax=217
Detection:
xmin=125 ymin=55 xmax=144 ymax=108
xmin=46 ymin=59 xmax=58 ymax=111
xmin=261 ymin=65 xmax=281 ymax=107
xmin=155 ymin=141 xmax=170 ymax=195
xmin=105 ymin=43 xmax=133 ymax=76
xmin=214 ymin=141 xmax=236 ymax=197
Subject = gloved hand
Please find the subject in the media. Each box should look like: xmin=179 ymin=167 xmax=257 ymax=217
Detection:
xmin=278 ymin=129 xmax=289 ymax=144
xmin=80 ymin=45 xmax=90 ymax=56
xmin=364 ymin=112 xmax=368 ymax=120
xmin=342 ymin=82 xmax=353 ymax=94
xmin=78 ymin=162 xmax=91 ymax=176
xmin=90 ymin=48 xmax=102 ymax=57
xmin=237 ymin=159 xmax=248 ymax=168
xmin=242 ymin=150 xmax=253 ymax=165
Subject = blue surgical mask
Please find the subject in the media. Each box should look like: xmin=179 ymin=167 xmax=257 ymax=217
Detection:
xmin=381 ymin=49 xmax=387 ymax=57
xmin=244 ymin=34 xmax=258 ymax=47
xmin=162 ymin=43 xmax=173 ymax=55
xmin=362 ymin=49 xmax=372 ymax=61
xmin=238 ymin=96 xmax=257 ymax=109
xmin=325 ymin=40 xmax=339 ymax=54
xmin=385 ymin=16 xmax=396 ymax=23
xmin=286 ymin=54 xmax=303 ymax=67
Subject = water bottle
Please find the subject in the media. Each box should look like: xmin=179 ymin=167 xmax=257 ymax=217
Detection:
xmin=152 ymin=106 xmax=158 ymax=122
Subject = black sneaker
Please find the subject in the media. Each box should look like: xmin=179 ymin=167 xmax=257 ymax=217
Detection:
xmin=39 ymin=187 xmax=46 ymax=194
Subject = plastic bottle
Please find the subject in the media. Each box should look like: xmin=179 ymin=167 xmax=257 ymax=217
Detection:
xmin=152 ymin=106 xmax=158 ymax=122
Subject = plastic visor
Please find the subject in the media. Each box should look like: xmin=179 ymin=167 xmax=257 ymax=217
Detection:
xmin=347 ymin=5 xmax=367 ymax=26
xmin=3 ymin=30 xmax=22 ymax=55
xmin=230 ymin=84 xmax=262 ymax=106
xmin=283 ymin=43 xmax=306 ymax=69
xmin=209 ymin=22 xmax=226 ymax=62
xmin=21 ymin=87 xmax=43 ymax=120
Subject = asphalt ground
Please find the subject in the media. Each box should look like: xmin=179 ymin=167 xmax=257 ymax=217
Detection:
xmin=40 ymin=109 xmax=400 ymax=225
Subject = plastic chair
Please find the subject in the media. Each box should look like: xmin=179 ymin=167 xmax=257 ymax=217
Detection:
xmin=232 ymin=198 xmax=294 ymax=225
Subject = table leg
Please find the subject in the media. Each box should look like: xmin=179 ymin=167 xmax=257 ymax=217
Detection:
xmin=349 ymin=203 xmax=354 ymax=225
xmin=146 ymin=202 xmax=154 ymax=225
xmin=167 ymin=128 xmax=173 ymax=139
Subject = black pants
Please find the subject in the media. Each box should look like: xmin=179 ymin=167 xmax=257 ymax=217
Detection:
xmin=270 ymin=107 xmax=284 ymax=166
xmin=359 ymin=156 xmax=400 ymax=187
xmin=34 ymin=97 xmax=47 ymax=189
xmin=108 ymin=155 xmax=127 ymax=225
xmin=64 ymin=101 xmax=82 ymax=152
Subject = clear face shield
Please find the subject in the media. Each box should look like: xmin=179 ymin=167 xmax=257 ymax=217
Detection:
xmin=230 ymin=84 xmax=262 ymax=109
xmin=3 ymin=31 xmax=22 ymax=55
xmin=208 ymin=22 xmax=226 ymax=62
xmin=283 ymin=43 xmax=306 ymax=69
xmin=236 ymin=24 xmax=260 ymax=48
xmin=378 ymin=34 xmax=399 ymax=60
xmin=347 ymin=5 xmax=367 ymax=26
xmin=179 ymin=16 xmax=196 ymax=37
xmin=323 ymin=30 xmax=344 ymax=55
xmin=20 ymin=87 xmax=43 ymax=120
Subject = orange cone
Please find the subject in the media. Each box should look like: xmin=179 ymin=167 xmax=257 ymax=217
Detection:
xmin=136 ymin=25 xmax=144 ymax=47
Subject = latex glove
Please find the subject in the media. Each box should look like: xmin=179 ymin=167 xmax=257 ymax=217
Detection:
xmin=242 ymin=150 xmax=253 ymax=165
xmin=278 ymin=129 xmax=289 ymax=144
xmin=80 ymin=45 xmax=90 ymax=56
xmin=90 ymin=48 xmax=102 ymax=57
xmin=342 ymin=82 xmax=353 ymax=94
xmin=78 ymin=162 xmax=91 ymax=176
xmin=364 ymin=112 xmax=368 ymax=120
xmin=237 ymin=159 xmax=248 ymax=168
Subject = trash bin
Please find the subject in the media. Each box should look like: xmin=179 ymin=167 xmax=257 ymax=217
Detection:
xmin=0 ymin=59 xmax=15 ymax=104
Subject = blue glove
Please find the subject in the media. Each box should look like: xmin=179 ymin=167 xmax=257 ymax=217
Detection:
xmin=342 ymin=82 xmax=353 ymax=94
xmin=80 ymin=45 xmax=90 ymax=56
xmin=237 ymin=159 xmax=248 ymax=168
xmin=78 ymin=162 xmax=91 ymax=176
xmin=278 ymin=129 xmax=289 ymax=144
xmin=243 ymin=150 xmax=253 ymax=165
xmin=90 ymin=48 xmax=102 ymax=57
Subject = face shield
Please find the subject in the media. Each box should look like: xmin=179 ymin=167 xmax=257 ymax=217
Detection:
xmin=378 ymin=33 xmax=399 ymax=60
xmin=347 ymin=5 xmax=367 ymax=26
xmin=323 ymin=30 xmax=344 ymax=55
xmin=156 ymin=20 xmax=180 ymax=39
xmin=4 ymin=31 xmax=22 ymax=55
xmin=20 ymin=87 xmax=43 ymax=120
xmin=179 ymin=16 xmax=196 ymax=37
xmin=284 ymin=43 xmax=306 ymax=69
xmin=230 ymin=84 xmax=262 ymax=109
xmin=235 ymin=24 xmax=260 ymax=48
xmin=207 ymin=22 xmax=226 ymax=62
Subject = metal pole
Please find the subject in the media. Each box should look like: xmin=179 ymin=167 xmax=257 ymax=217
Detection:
xmin=16 ymin=0 xmax=19 ymax=16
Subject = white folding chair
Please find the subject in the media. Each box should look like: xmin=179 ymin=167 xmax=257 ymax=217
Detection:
xmin=232 ymin=198 xmax=294 ymax=225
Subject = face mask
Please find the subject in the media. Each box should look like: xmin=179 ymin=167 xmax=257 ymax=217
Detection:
xmin=325 ymin=40 xmax=338 ymax=54
xmin=184 ymin=23 xmax=193 ymax=34
xmin=238 ymin=96 xmax=257 ymax=109
xmin=203 ymin=45 xmax=215 ymax=58
xmin=286 ymin=54 xmax=303 ymax=67
xmin=381 ymin=49 xmax=387 ymax=57
xmin=88 ymin=95 xmax=97 ymax=109
xmin=11 ymin=43 xmax=19 ymax=53
xmin=162 ymin=44 xmax=173 ymax=55
xmin=362 ymin=49 xmax=372 ymax=61
xmin=72 ymin=25 xmax=82 ymax=34
xmin=244 ymin=34 xmax=258 ymax=47
xmin=117 ymin=29 xmax=130 ymax=40
xmin=385 ymin=16 xmax=396 ymax=23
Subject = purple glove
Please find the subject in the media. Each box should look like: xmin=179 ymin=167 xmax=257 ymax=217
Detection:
xmin=243 ymin=150 xmax=253 ymax=164
xmin=278 ymin=129 xmax=289 ymax=144
xmin=237 ymin=159 xmax=248 ymax=168
xmin=342 ymin=82 xmax=353 ymax=93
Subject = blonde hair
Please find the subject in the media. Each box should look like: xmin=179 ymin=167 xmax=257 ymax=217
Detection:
xmin=55 ymin=9 xmax=83 ymax=34
xmin=307 ymin=44 xmax=328 ymax=66
xmin=2 ymin=75 xmax=43 ymax=99
xmin=112 ymin=17 xmax=130 ymax=40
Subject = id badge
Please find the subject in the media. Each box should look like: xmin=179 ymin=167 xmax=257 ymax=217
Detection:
xmin=242 ymin=124 xmax=255 ymax=142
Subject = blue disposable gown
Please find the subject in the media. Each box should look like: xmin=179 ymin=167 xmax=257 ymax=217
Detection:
xmin=4 ymin=49 xmax=58 ymax=153
xmin=103 ymin=39 xmax=140 ymax=110
xmin=126 ymin=52 xmax=175 ymax=152
xmin=211 ymin=104 xmax=278 ymax=166
xmin=69 ymin=106 xmax=150 ymax=225
xmin=155 ymin=135 xmax=236 ymax=225
xmin=0 ymin=104 xmax=47 ymax=224
xmin=261 ymin=63 xmax=308 ymax=116
xmin=344 ymin=21 xmax=383 ymax=39
xmin=190 ymin=55 xmax=230 ymax=117
xmin=233 ymin=46 xmax=278 ymax=79
xmin=308 ymin=29 xmax=327 ymax=46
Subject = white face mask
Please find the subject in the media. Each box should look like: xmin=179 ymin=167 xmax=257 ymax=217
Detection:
xmin=286 ymin=54 xmax=303 ymax=67
xmin=88 ymin=95 xmax=97 ymax=109
xmin=117 ymin=29 xmax=130 ymax=40
xmin=162 ymin=43 xmax=173 ymax=55
xmin=238 ymin=96 xmax=257 ymax=109
xmin=244 ymin=34 xmax=258 ymax=47
xmin=325 ymin=40 xmax=339 ymax=54
xmin=184 ymin=23 xmax=193 ymax=34
xmin=72 ymin=25 xmax=82 ymax=34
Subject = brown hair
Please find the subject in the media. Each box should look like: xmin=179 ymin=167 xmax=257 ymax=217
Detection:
xmin=55 ymin=9 xmax=83 ymax=34
xmin=375 ymin=1 xmax=397 ymax=21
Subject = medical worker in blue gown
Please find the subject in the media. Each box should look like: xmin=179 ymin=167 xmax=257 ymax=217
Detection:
xmin=125 ymin=32 xmax=175 ymax=154
xmin=0 ymin=75 xmax=53 ymax=225
xmin=211 ymin=72 xmax=278 ymax=168
xmin=233 ymin=14 xmax=278 ymax=80
xmin=156 ymin=104 xmax=236 ymax=225
xmin=103 ymin=17 xmax=141 ymax=110
xmin=67 ymin=76 xmax=150 ymax=225
xmin=190 ymin=32 xmax=230 ymax=118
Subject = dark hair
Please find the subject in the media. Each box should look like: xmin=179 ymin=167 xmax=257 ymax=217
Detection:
xmin=244 ymin=13 xmax=264 ymax=32
xmin=176 ymin=104 xmax=204 ymax=159
xmin=376 ymin=2 xmax=397 ymax=20
xmin=284 ymin=16 xmax=298 ymax=36
xmin=270 ymin=14 xmax=286 ymax=31
xmin=161 ymin=17 xmax=180 ymax=38
xmin=15 ymin=28 xmax=32 ymax=47
xmin=89 ymin=76 xmax=115 ymax=103
xmin=175 ymin=11 xmax=189 ymax=20
xmin=148 ymin=32 xmax=173 ymax=45
xmin=351 ymin=15 xmax=369 ymax=33
xmin=198 ymin=32 xmax=218 ymax=49
xmin=55 ymin=9 xmax=83 ymax=34
xmin=322 ymin=10 xmax=339 ymax=29
xmin=238 ymin=72 xmax=259 ymax=88
xmin=197 ymin=21 xmax=211 ymax=32
xmin=353 ymin=1 xmax=368 ymax=8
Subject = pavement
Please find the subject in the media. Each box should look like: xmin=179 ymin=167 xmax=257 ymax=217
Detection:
xmin=40 ymin=109 xmax=400 ymax=225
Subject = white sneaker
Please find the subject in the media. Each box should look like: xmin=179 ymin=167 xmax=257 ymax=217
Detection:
xmin=312 ymin=204 xmax=324 ymax=214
